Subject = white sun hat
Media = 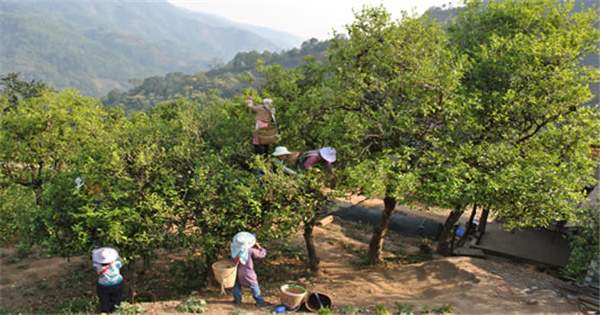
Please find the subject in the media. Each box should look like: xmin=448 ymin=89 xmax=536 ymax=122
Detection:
xmin=319 ymin=147 xmax=337 ymax=163
xmin=272 ymin=146 xmax=291 ymax=157
xmin=92 ymin=247 xmax=118 ymax=264
xmin=231 ymin=232 xmax=257 ymax=265
xmin=263 ymin=98 xmax=273 ymax=106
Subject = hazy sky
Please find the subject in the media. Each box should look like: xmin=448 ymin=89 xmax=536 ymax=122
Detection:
xmin=168 ymin=0 xmax=458 ymax=40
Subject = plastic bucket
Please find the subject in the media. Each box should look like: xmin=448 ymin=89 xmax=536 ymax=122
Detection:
xmin=305 ymin=292 xmax=332 ymax=312
xmin=280 ymin=284 xmax=307 ymax=309
xmin=212 ymin=260 xmax=237 ymax=289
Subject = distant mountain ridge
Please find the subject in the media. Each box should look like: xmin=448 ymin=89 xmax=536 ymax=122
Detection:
xmin=0 ymin=0 xmax=304 ymax=96
xmin=103 ymin=38 xmax=330 ymax=112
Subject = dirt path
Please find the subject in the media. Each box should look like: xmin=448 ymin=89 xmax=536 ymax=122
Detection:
xmin=0 ymin=219 xmax=579 ymax=314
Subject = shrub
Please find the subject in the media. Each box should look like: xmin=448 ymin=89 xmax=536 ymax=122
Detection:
xmin=176 ymin=296 xmax=207 ymax=313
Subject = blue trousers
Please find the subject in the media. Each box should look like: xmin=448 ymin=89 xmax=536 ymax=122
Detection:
xmin=232 ymin=281 xmax=265 ymax=305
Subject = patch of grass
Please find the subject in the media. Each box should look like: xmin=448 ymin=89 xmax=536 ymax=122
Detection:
xmin=52 ymin=296 xmax=97 ymax=314
xmin=176 ymin=296 xmax=207 ymax=313
xmin=374 ymin=304 xmax=392 ymax=315
xmin=420 ymin=305 xmax=432 ymax=314
xmin=116 ymin=302 xmax=145 ymax=315
xmin=396 ymin=303 xmax=414 ymax=314
xmin=58 ymin=268 xmax=93 ymax=290
xmin=15 ymin=242 xmax=32 ymax=258
xmin=341 ymin=305 xmax=360 ymax=315
xmin=318 ymin=307 xmax=333 ymax=315
xmin=432 ymin=304 xmax=454 ymax=314
xmin=5 ymin=255 xmax=20 ymax=264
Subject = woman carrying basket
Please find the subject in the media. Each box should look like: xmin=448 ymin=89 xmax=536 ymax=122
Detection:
xmin=246 ymin=97 xmax=277 ymax=156
xmin=231 ymin=232 xmax=267 ymax=306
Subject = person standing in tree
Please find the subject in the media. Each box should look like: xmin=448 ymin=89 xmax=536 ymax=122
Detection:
xmin=246 ymin=97 xmax=276 ymax=155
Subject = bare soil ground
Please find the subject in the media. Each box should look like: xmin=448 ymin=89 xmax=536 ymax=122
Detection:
xmin=1 ymin=215 xmax=579 ymax=314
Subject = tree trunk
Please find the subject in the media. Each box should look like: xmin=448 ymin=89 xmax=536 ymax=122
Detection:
xmin=466 ymin=204 xmax=477 ymax=231
xmin=33 ymin=185 xmax=43 ymax=207
xmin=476 ymin=208 xmax=490 ymax=244
xmin=367 ymin=196 xmax=396 ymax=265
xmin=303 ymin=215 xmax=320 ymax=273
xmin=33 ymin=162 xmax=44 ymax=206
xmin=437 ymin=206 xmax=464 ymax=256
xmin=457 ymin=205 xmax=477 ymax=247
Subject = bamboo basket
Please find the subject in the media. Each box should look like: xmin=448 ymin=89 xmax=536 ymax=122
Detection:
xmin=212 ymin=260 xmax=237 ymax=291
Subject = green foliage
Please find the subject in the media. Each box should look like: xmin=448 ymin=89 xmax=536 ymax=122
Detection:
xmin=318 ymin=306 xmax=333 ymax=315
xmin=324 ymin=5 xmax=467 ymax=260
xmin=103 ymin=39 xmax=330 ymax=111
xmin=104 ymin=73 xmax=247 ymax=112
xmin=0 ymin=184 xmax=36 ymax=245
xmin=565 ymin=204 xmax=600 ymax=280
xmin=15 ymin=241 xmax=32 ymax=259
xmin=1 ymin=1 xmax=599 ymax=306
xmin=0 ymin=88 xmax=115 ymax=252
xmin=52 ymin=296 xmax=97 ymax=315
xmin=417 ymin=0 xmax=600 ymax=227
xmin=374 ymin=304 xmax=392 ymax=315
xmin=176 ymin=296 xmax=207 ymax=314
xmin=212 ymin=38 xmax=329 ymax=76
xmin=116 ymin=302 xmax=145 ymax=315
xmin=432 ymin=304 xmax=454 ymax=314
xmin=324 ymin=5 xmax=468 ymax=209
xmin=169 ymin=259 xmax=208 ymax=293
xmin=396 ymin=303 xmax=414 ymax=315
xmin=0 ymin=73 xmax=49 ymax=109
xmin=0 ymin=76 xmax=315 ymax=274
xmin=341 ymin=305 xmax=360 ymax=315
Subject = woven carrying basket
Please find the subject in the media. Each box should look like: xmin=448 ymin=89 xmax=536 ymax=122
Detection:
xmin=255 ymin=127 xmax=279 ymax=145
xmin=212 ymin=260 xmax=237 ymax=293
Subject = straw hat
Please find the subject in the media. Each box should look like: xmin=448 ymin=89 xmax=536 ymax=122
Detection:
xmin=92 ymin=247 xmax=118 ymax=264
xmin=272 ymin=146 xmax=291 ymax=157
xmin=319 ymin=147 xmax=336 ymax=163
